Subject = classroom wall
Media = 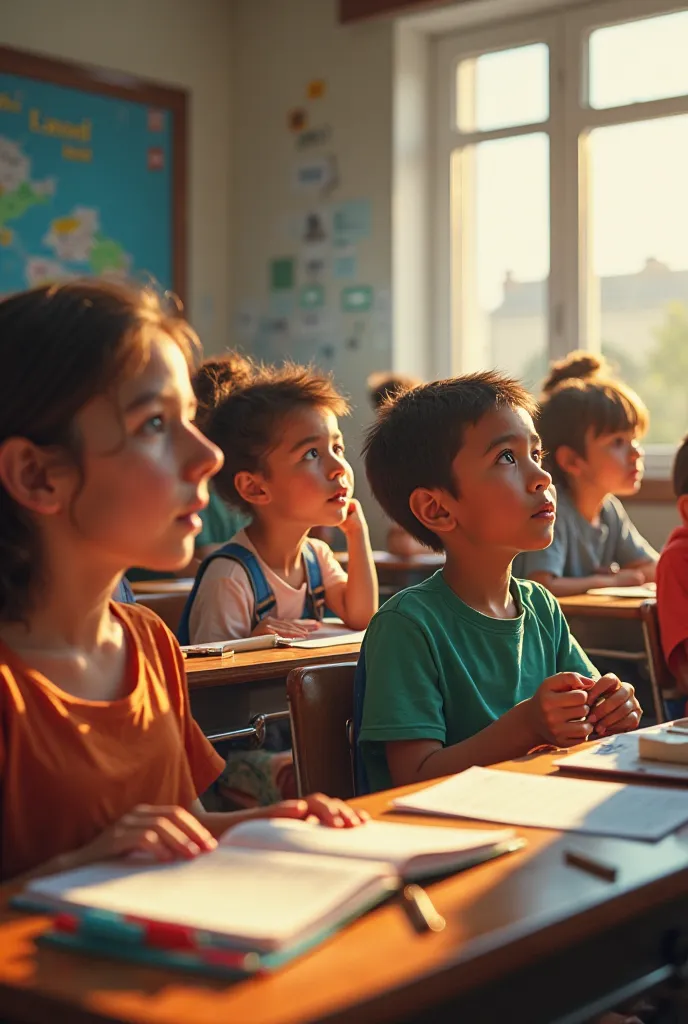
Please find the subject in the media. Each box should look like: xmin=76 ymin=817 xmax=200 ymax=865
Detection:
xmin=623 ymin=501 xmax=679 ymax=553
xmin=0 ymin=0 xmax=234 ymax=353
xmin=231 ymin=0 xmax=394 ymax=544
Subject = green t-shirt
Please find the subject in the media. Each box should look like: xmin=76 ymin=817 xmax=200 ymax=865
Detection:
xmin=359 ymin=572 xmax=597 ymax=792
xmin=196 ymin=490 xmax=250 ymax=547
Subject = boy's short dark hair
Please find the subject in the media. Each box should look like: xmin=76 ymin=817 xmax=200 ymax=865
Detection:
xmin=367 ymin=371 xmax=422 ymax=410
xmin=206 ymin=362 xmax=349 ymax=513
xmin=673 ymin=436 xmax=688 ymax=498
xmin=363 ymin=372 xmax=537 ymax=552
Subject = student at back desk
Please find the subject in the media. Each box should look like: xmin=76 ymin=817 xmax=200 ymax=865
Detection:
xmin=0 ymin=281 xmax=365 ymax=885
xmin=513 ymin=352 xmax=658 ymax=594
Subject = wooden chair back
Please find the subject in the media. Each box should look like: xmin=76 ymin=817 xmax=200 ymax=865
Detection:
xmin=286 ymin=662 xmax=357 ymax=800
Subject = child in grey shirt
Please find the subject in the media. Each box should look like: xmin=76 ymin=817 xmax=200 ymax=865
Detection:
xmin=514 ymin=352 xmax=657 ymax=596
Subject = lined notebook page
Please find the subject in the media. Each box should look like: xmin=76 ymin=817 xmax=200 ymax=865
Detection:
xmin=27 ymin=849 xmax=394 ymax=952
xmin=392 ymin=765 xmax=688 ymax=841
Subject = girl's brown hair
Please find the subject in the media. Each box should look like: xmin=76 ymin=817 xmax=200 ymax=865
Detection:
xmin=204 ymin=360 xmax=349 ymax=514
xmin=0 ymin=279 xmax=199 ymax=621
xmin=538 ymin=350 xmax=649 ymax=488
xmin=192 ymin=351 xmax=252 ymax=431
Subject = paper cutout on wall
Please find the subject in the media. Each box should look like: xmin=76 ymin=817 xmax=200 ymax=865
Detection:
xmin=332 ymin=242 xmax=357 ymax=280
xmin=270 ymin=256 xmax=296 ymax=291
xmin=293 ymin=155 xmax=337 ymax=194
xmin=307 ymin=80 xmax=326 ymax=100
xmin=296 ymin=125 xmax=332 ymax=150
xmin=288 ymin=109 xmax=307 ymax=132
xmin=300 ymin=284 xmax=325 ymax=309
xmin=300 ymin=242 xmax=327 ymax=283
xmin=332 ymin=199 xmax=371 ymax=243
xmin=341 ymin=285 xmax=374 ymax=313
xmin=301 ymin=210 xmax=328 ymax=244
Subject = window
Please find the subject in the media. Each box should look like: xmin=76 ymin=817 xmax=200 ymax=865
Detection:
xmin=434 ymin=1 xmax=688 ymax=462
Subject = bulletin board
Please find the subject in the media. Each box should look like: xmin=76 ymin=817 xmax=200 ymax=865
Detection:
xmin=0 ymin=45 xmax=187 ymax=298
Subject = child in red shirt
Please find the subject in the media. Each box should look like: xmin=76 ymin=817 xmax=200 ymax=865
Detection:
xmin=656 ymin=436 xmax=688 ymax=717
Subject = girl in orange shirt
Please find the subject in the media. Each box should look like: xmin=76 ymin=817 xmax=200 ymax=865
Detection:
xmin=0 ymin=280 xmax=365 ymax=883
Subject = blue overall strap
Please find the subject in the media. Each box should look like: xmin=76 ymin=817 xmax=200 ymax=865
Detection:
xmin=302 ymin=541 xmax=326 ymax=621
xmin=352 ymin=637 xmax=370 ymax=795
xmin=176 ymin=542 xmax=277 ymax=644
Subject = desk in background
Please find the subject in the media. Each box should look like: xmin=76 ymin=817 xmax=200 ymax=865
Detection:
xmin=3 ymin=746 xmax=688 ymax=1023
xmin=558 ymin=594 xmax=669 ymax=722
xmin=128 ymin=552 xmax=445 ymax=601
xmin=336 ymin=549 xmax=444 ymax=595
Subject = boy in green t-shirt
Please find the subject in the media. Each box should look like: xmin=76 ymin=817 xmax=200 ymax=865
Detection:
xmin=357 ymin=372 xmax=643 ymax=793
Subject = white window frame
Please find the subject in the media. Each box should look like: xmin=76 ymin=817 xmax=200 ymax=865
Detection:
xmin=432 ymin=0 xmax=688 ymax=475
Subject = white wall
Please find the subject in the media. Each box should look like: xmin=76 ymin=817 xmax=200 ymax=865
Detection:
xmin=231 ymin=0 xmax=394 ymax=543
xmin=0 ymin=0 xmax=233 ymax=353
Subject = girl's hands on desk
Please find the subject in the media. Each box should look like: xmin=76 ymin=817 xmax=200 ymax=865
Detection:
xmin=251 ymin=617 xmax=319 ymax=640
xmin=262 ymin=793 xmax=369 ymax=828
xmin=78 ymin=805 xmax=218 ymax=866
xmin=586 ymin=673 xmax=642 ymax=736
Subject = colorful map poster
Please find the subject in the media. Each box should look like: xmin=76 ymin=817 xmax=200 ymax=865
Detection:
xmin=0 ymin=49 xmax=185 ymax=298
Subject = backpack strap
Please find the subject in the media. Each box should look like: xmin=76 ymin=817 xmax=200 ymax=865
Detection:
xmin=302 ymin=541 xmax=326 ymax=621
xmin=352 ymin=637 xmax=369 ymax=795
xmin=176 ymin=542 xmax=276 ymax=644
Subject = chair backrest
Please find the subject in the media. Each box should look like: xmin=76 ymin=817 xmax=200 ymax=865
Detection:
xmin=640 ymin=599 xmax=674 ymax=693
xmin=135 ymin=592 xmax=188 ymax=635
xmin=286 ymin=662 xmax=357 ymax=800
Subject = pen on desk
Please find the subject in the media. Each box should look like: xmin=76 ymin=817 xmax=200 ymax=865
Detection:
xmin=564 ymin=849 xmax=617 ymax=882
xmin=400 ymin=884 xmax=446 ymax=934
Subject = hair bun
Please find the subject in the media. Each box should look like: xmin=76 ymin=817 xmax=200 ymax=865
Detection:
xmin=542 ymin=350 xmax=610 ymax=394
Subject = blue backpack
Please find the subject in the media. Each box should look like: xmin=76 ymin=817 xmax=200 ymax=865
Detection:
xmin=177 ymin=542 xmax=326 ymax=645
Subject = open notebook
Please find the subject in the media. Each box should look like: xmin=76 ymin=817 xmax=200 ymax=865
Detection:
xmin=21 ymin=819 xmax=519 ymax=958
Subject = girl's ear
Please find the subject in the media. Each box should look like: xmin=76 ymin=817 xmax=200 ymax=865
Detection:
xmin=555 ymin=444 xmax=585 ymax=480
xmin=234 ymin=469 xmax=271 ymax=507
xmin=0 ymin=438 xmax=68 ymax=516
xmin=408 ymin=486 xmax=456 ymax=539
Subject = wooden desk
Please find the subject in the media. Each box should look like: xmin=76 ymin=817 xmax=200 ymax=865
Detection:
xmin=130 ymin=578 xmax=194 ymax=595
xmin=187 ymin=641 xmax=361 ymax=740
xmin=186 ymin=642 xmax=362 ymax=690
xmin=130 ymin=553 xmax=445 ymax=598
xmin=335 ymin=550 xmax=445 ymax=573
xmin=559 ymin=593 xmax=651 ymax=621
xmin=559 ymin=595 xmax=666 ymax=722
xmin=3 ymin=749 xmax=688 ymax=1024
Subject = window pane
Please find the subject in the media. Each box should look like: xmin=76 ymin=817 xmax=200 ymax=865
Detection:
xmin=456 ymin=133 xmax=549 ymax=384
xmin=588 ymin=116 xmax=688 ymax=443
xmin=457 ymin=43 xmax=549 ymax=132
xmin=589 ymin=12 xmax=688 ymax=109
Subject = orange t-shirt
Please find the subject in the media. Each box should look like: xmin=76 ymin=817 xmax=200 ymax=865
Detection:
xmin=0 ymin=603 xmax=225 ymax=881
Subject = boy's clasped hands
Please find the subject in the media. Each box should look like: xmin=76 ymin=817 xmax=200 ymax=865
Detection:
xmin=532 ymin=672 xmax=642 ymax=748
